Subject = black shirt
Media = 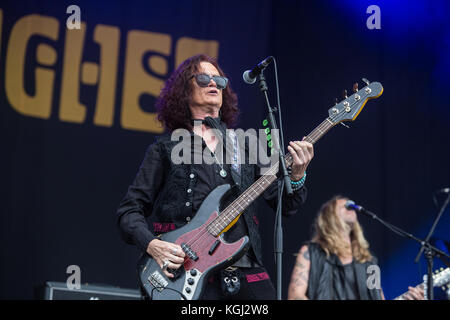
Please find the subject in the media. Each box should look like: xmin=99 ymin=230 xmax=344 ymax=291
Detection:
xmin=191 ymin=141 xmax=249 ymax=245
xmin=342 ymin=262 xmax=359 ymax=300
xmin=117 ymin=126 xmax=307 ymax=265
xmin=192 ymin=137 xmax=257 ymax=266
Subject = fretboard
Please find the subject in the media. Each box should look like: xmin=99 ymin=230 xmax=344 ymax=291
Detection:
xmin=207 ymin=117 xmax=336 ymax=237
xmin=394 ymin=283 xmax=424 ymax=300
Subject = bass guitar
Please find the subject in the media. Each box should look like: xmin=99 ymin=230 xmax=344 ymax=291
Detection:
xmin=138 ymin=80 xmax=384 ymax=300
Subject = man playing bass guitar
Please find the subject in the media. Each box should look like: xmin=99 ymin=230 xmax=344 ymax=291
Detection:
xmin=116 ymin=54 xmax=314 ymax=300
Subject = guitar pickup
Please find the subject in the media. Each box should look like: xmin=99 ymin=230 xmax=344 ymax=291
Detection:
xmin=181 ymin=242 xmax=198 ymax=261
xmin=208 ymin=239 xmax=220 ymax=255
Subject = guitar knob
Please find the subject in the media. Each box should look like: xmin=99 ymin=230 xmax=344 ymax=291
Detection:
xmin=188 ymin=278 xmax=195 ymax=285
xmin=185 ymin=287 xmax=191 ymax=293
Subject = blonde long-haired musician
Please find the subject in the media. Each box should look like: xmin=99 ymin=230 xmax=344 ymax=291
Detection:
xmin=313 ymin=195 xmax=372 ymax=264
xmin=287 ymin=195 xmax=424 ymax=300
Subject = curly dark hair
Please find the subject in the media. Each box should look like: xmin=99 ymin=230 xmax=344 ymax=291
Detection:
xmin=156 ymin=54 xmax=239 ymax=132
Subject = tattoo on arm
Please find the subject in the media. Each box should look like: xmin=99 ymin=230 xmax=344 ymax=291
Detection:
xmin=292 ymin=271 xmax=308 ymax=286
xmin=291 ymin=250 xmax=310 ymax=287
xmin=302 ymin=249 xmax=310 ymax=260
xmin=288 ymin=246 xmax=310 ymax=299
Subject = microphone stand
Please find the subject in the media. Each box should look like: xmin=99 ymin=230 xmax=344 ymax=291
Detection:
xmin=358 ymin=205 xmax=450 ymax=300
xmin=414 ymin=192 xmax=450 ymax=300
xmin=257 ymin=71 xmax=291 ymax=300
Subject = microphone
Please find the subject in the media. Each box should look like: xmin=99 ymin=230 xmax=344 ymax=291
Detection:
xmin=436 ymin=187 xmax=450 ymax=194
xmin=345 ymin=200 xmax=365 ymax=213
xmin=242 ymin=56 xmax=274 ymax=84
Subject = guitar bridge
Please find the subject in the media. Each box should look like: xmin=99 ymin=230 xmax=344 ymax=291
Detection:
xmin=148 ymin=271 xmax=168 ymax=292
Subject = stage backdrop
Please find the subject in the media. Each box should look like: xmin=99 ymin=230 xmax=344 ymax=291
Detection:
xmin=1 ymin=0 xmax=449 ymax=299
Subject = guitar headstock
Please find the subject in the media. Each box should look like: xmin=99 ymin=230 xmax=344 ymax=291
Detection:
xmin=328 ymin=79 xmax=383 ymax=125
xmin=433 ymin=267 xmax=450 ymax=288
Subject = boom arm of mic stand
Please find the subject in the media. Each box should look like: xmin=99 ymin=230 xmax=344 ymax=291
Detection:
xmin=414 ymin=193 xmax=450 ymax=263
xmin=360 ymin=208 xmax=450 ymax=300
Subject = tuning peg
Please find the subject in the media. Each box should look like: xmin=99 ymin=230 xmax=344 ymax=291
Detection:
xmin=342 ymin=89 xmax=348 ymax=99
xmin=362 ymin=78 xmax=370 ymax=86
xmin=353 ymin=83 xmax=359 ymax=93
xmin=340 ymin=122 xmax=350 ymax=129
xmin=334 ymin=98 xmax=338 ymax=105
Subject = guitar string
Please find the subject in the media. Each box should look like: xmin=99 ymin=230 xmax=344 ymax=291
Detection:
xmin=180 ymin=109 xmax=351 ymax=259
xmin=183 ymin=116 xmax=331 ymax=249
xmin=178 ymin=145 xmax=310 ymax=259
xmin=179 ymin=93 xmax=370 ymax=261
xmin=180 ymin=96 xmax=364 ymax=260
xmin=182 ymin=108 xmax=343 ymax=251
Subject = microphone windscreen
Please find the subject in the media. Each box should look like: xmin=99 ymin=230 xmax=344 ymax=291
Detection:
xmin=242 ymin=70 xmax=256 ymax=84
xmin=345 ymin=200 xmax=355 ymax=209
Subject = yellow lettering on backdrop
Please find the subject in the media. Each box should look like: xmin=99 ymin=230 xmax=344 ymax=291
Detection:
xmin=175 ymin=37 xmax=219 ymax=68
xmin=121 ymin=31 xmax=170 ymax=133
xmin=92 ymin=24 xmax=120 ymax=127
xmin=59 ymin=22 xmax=87 ymax=123
xmin=3 ymin=11 xmax=221 ymax=132
xmin=5 ymin=14 xmax=59 ymax=119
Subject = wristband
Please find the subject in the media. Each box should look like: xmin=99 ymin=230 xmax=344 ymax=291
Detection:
xmin=290 ymin=171 xmax=307 ymax=190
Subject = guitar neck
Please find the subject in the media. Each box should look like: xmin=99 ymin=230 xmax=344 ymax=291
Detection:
xmin=207 ymin=117 xmax=336 ymax=237
xmin=303 ymin=117 xmax=335 ymax=144
xmin=394 ymin=283 xmax=424 ymax=300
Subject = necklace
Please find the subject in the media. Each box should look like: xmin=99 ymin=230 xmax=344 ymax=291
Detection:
xmin=211 ymin=151 xmax=227 ymax=178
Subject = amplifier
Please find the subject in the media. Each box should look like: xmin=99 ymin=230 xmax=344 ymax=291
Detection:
xmin=37 ymin=281 xmax=142 ymax=300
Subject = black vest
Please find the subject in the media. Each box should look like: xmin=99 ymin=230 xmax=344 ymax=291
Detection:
xmin=306 ymin=242 xmax=383 ymax=300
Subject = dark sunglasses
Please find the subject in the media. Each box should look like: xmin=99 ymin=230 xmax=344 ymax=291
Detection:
xmin=191 ymin=73 xmax=228 ymax=90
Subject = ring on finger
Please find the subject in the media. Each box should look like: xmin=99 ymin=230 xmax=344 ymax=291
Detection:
xmin=172 ymin=248 xmax=178 ymax=256
xmin=162 ymin=260 xmax=169 ymax=271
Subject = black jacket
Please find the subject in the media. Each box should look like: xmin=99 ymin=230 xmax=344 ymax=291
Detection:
xmin=116 ymin=129 xmax=307 ymax=265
